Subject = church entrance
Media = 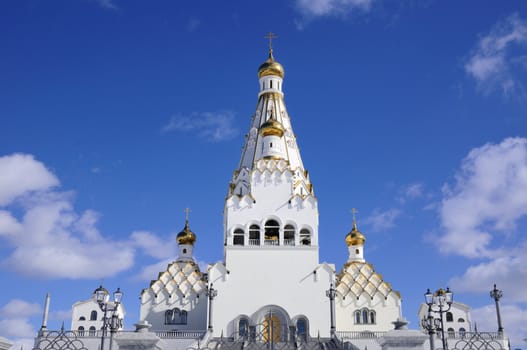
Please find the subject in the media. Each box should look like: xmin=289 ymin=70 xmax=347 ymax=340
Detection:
xmin=263 ymin=314 xmax=280 ymax=343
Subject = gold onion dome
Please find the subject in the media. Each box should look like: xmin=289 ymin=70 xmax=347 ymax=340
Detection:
xmin=177 ymin=220 xmax=196 ymax=245
xmin=258 ymin=50 xmax=284 ymax=78
xmin=345 ymin=222 xmax=366 ymax=246
xmin=260 ymin=118 xmax=285 ymax=137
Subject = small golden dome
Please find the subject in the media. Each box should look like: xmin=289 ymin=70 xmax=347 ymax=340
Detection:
xmin=177 ymin=220 xmax=196 ymax=245
xmin=345 ymin=222 xmax=366 ymax=246
xmin=260 ymin=118 xmax=285 ymax=137
xmin=258 ymin=50 xmax=284 ymax=78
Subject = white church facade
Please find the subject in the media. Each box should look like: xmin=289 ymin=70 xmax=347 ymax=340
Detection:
xmin=32 ymin=44 xmax=509 ymax=350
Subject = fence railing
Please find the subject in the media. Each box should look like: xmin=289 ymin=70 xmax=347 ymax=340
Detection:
xmin=41 ymin=329 xmax=206 ymax=340
xmin=335 ymin=331 xmax=386 ymax=339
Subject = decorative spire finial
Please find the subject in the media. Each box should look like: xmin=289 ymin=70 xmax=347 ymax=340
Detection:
xmin=184 ymin=207 xmax=191 ymax=226
xmin=264 ymin=32 xmax=277 ymax=57
xmin=351 ymin=208 xmax=358 ymax=230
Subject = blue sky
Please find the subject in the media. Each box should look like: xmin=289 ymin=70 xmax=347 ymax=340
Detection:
xmin=1 ymin=0 xmax=527 ymax=348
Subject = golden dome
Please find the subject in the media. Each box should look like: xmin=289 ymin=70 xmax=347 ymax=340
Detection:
xmin=260 ymin=118 xmax=285 ymax=137
xmin=258 ymin=50 xmax=284 ymax=78
xmin=177 ymin=220 xmax=196 ymax=245
xmin=345 ymin=222 xmax=366 ymax=246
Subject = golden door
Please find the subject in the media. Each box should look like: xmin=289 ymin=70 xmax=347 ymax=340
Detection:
xmin=263 ymin=314 xmax=280 ymax=343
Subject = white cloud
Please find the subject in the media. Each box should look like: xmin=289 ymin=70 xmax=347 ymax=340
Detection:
xmin=0 ymin=154 xmax=59 ymax=206
xmin=162 ymin=111 xmax=238 ymax=142
xmin=295 ymin=0 xmax=374 ymax=17
xmin=471 ymin=303 xmax=527 ymax=347
xmin=0 ymin=299 xmax=40 ymax=340
xmin=0 ymin=300 xmax=41 ymax=319
xmin=364 ymin=208 xmax=401 ymax=232
xmin=133 ymin=258 xmax=173 ymax=282
xmin=439 ymin=137 xmax=527 ymax=258
xmin=131 ymin=230 xmax=178 ymax=260
xmin=0 ymin=154 xmax=135 ymax=279
xmin=464 ymin=13 xmax=527 ymax=98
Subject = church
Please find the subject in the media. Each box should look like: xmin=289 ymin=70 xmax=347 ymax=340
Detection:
xmin=32 ymin=43 xmax=509 ymax=350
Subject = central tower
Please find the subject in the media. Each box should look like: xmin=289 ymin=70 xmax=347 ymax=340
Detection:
xmin=223 ymin=46 xmax=319 ymax=254
xmin=209 ymin=44 xmax=332 ymax=339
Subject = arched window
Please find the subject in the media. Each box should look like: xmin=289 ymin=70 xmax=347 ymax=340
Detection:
xmin=284 ymin=225 xmax=295 ymax=245
xmin=458 ymin=318 xmax=465 ymax=323
xmin=239 ymin=318 xmax=248 ymax=338
xmin=77 ymin=326 xmax=84 ymax=336
xmin=249 ymin=225 xmax=260 ymax=245
xmin=89 ymin=326 xmax=96 ymax=336
xmin=233 ymin=228 xmax=245 ymax=246
xmin=297 ymin=318 xmax=307 ymax=341
xmin=369 ymin=311 xmax=376 ymax=324
xmin=459 ymin=328 xmax=466 ymax=338
xmin=264 ymin=220 xmax=280 ymax=244
xmin=79 ymin=316 xmax=86 ymax=321
xmin=354 ymin=310 xmax=361 ymax=324
xmin=362 ymin=309 xmax=369 ymax=324
xmin=165 ymin=308 xmax=187 ymax=325
xmin=447 ymin=328 xmax=455 ymax=338
xmin=299 ymin=229 xmax=311 ymax=245
xmin=446 ymin=312 xmax=453 ymax=322
xmin=90 ymin=310 xmax=97 ymax=321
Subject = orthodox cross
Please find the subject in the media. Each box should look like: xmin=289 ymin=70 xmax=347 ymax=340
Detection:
xmin=264 ymin=31 xmax=277 ymax=50
xmin=351 ymin=208 xmax=358 ymax=226
xmin=184 ymin=207 xmax=191 ymax=222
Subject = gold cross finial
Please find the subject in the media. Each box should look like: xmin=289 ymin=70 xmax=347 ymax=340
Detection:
xmin=264 ymin=31 xmax=277 ymax=51
xmin=351 ymin=208 xmax=358 ymax=228
xmin=184 ymin=208 xmax=191 ymax=222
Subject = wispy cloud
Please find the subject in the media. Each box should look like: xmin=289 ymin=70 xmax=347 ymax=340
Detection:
xmin=186 ymin=18 xmax=201 ymax=32
xmin=294 ymin=0 xmax=374 ymax=29
xmin=471 ymin=303 xmax=527 ymax=347
xmin=295 ymin=0 xmax=374 ymax=17
xmin=364 ymin=208 xmax=401 ymax=232
xmin=162 ymin=111 xmax=238 ymax=142
xmin=0 ymin=299 xmax=41 ymax=339
xmin=97 ymin=0 xmax=118 ymax=10
xmin=464 ymin=13 xmax=527 ymax=98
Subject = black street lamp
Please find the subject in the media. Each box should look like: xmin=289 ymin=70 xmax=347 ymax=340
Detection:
xmin=206 ymin=284 xmax=218 ymax=331
xmin=423 ymin=287 xmax=453 ymax=350
xmin=326 ymin=283 xmax=337 ymax=337
xmin=489 ymin=284 xmax=504 ymax=335
xmin=94 ymin=286 xmax=123 ymax=350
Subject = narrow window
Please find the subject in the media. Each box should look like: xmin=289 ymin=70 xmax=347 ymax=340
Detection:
xmin=446 ymin=312 xmax=453 ymax=322
xmin=270 ymin=142 xmax=273 ymax=148
xmin=355 ymin=249 xmax=360 ymax=254
xmin=239 ymin=319 xmax=248 ymax=338
xmin=300 ymin=229 xmax=311 ymax=245
xmin=370 ymin=311 xmax=375 ymax=324
xmin=459 ymin=328 xmax=466 ymax=338
xmin=264 ymin=220 xmax=280 ymax=244
xmin=297 ymin=318 xmax=307 ymax=341
xmin=354 ymin=310 xmax=361 ymax=324
xmin=89 ymin=326 xmax=96 ymax=336
xmin=270 ymin=80 xmax=273 ymax=89
xmin=234 ymin=228 xmax=245 ymax=246
xmin=447 ymin=328 xmax=455 ymax=338
xmin=77 ymin=326 xmax=84 ymax=336
xmin=90 ymin=310 xmax=97 ymax=321
xmin=362 ymin=309 xmax=368 ymax=324
xmin=249 ymin=225 xmax=260 ymax=245
xmin=284 ymin=225 xmax=295 ymax=245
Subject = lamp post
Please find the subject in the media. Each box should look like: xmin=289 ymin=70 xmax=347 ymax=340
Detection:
xmin=424 ymin=287 xmax=453 ymax=350
xmin=326 ymin=283 xmax=336 ymax=337
xmin=489 ymin=284 xmax=504 ymax=335
xmin=421 ymin=306 xmax=441 ymax=350
xmin=94 ymin=286 xmax=123 ymax=350
xmin=206 ymin=284 xmax=218 ymax=331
